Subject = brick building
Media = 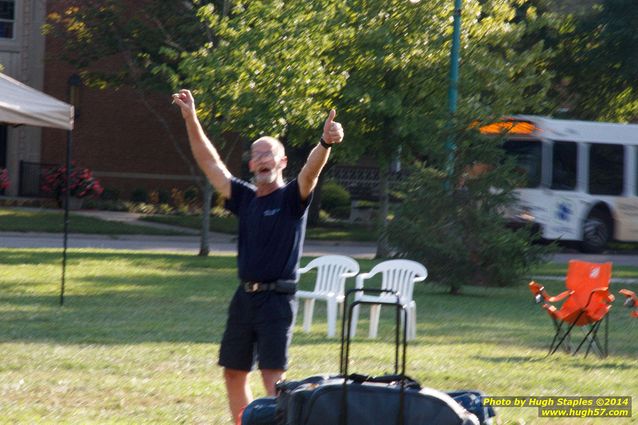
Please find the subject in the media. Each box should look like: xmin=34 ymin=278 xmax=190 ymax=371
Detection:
xmin=0 ymin=0 xmax=48 ymax=197
xmin=0 ymin=0 xmax=243 ymax=201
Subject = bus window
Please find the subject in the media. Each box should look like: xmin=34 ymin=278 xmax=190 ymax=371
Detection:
xmin=551 ymin=141 xmax=577 ymax=190
xmin=502 ymin=140 xmax=542 ymax=188
xmin=589 ymin=143 xmax=624 ymax=195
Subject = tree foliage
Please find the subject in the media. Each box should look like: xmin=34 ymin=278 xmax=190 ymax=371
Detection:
xmin=45 ymin=0 xmax=213 ymax=90
xmin=335 ymin=1 xmax=551 ymax=278
xmin=175 ymin=1 xmax=347 ymax=142
xmin=48 ymin=0 xmax=559 ymax=281
xmin=551 ymin=0 xmax=638 ymax=121
xmin=388 ymin=123 xmax=550 ymax=293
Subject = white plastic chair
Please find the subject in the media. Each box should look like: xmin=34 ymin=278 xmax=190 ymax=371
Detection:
xmin=350 ymin=259 xmax=428 ymax=340
xmin=296 ymin=255 xmax=360 ymax=338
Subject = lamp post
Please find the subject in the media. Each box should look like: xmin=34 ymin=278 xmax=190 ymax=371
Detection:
xmin=68 ymin=74 xmax=81 ymax=118
xmin=410 ymin=0 xmax=462 ymax=180
xmin=446 ymin=0 xmax=462 ymax=179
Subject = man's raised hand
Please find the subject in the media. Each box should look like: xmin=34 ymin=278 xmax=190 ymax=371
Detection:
xmin=172 ymin=89 xmax=196 ymax=120
xmin=322 ymin=109 xmax=344 ymax=145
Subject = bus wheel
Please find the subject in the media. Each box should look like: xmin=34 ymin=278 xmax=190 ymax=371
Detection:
xmin=580 ymin=211 xmax=611 ymax=253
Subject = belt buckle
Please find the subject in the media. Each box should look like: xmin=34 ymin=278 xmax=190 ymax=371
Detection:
xmin=245 ymin=281 xmax=260 ymax=293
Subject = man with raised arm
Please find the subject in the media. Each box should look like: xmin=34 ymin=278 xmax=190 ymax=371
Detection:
xmin=172 ymin=89 xmax=344 ymax=422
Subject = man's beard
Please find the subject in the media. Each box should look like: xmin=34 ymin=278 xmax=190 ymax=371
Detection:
xmin=254 ymin=169 xmax=277 ymax=184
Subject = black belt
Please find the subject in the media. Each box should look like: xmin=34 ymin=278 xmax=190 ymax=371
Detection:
xmin=241 ymin=280 xmax=297 ymax=294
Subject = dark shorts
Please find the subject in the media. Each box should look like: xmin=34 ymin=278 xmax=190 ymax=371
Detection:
xmin=218 ymin=286 xmax=297 ymax=371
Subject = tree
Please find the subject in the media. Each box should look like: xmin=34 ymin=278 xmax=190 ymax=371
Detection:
xmin=551 ymin=0 xmax=638 ymax=121
xmin=45 ymin=0 xmax=231 ymax=256
xmin=348 ymin=0 xmax=556 ymax=292
xmin=176 ymin=1 xmax=347 ymax=142
xmin=322 ymin=0 xmax=554 ymax=257
xmin=177 ymin=0 xmax=556 ymax=279
xmin=173 ymin=1 xmax=351 ymax=228
xmin=388 ymin=123 xmax=549 ymax=294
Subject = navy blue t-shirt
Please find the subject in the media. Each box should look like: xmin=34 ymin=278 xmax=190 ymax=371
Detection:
xmin=224 ymin=177 xmax=312 ymax=282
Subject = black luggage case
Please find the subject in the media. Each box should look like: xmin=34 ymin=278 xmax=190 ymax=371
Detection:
xmin=280 ymin=288 xmax=479 ymax=425
xmin=243 ymin=288 xmax=493 ymax=424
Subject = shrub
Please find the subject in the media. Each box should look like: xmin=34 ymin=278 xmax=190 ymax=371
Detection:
xmin=131 ymin=188 xmax=148 ymax=203
xmin=184 ymin=186 xmax=199 ymax=204
xmin=388 ymin=128 xmax=550 ymax=293
xmin=321 ymin=180 xmax=351 ymax=219
xmin=100 ymin=188 xmax=120 ymax=201
xmin=148 ymin=190 xmax=160 ymax=204
xmin=158 ymin=189 xmax=171 ymax=205
xmin=41 ymin=162 xmax=103 ymax=200
xmin=82 ymin=198 xmax=128 ymax=211
xmin=0 ymin=168 xmax=10 ymax=191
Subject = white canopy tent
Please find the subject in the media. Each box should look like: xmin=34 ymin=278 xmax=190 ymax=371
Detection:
xmin=0 ymin=72 xmax=75 ymax=305
xmin=0 ymin=72 xmax=74 ymax=130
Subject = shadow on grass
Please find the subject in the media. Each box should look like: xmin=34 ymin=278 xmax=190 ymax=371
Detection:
xmin=2 ymin=250 xmax=636 ymax=359
xmin=0 ymin=249 xmax=236 ymax=268
xmin=0 ymin=293 xmax=222 ymax=345
xmin=475 ymin=354 xmax=637 ymax=370
xmin=0 ymin=250 xmax=240 ymax=345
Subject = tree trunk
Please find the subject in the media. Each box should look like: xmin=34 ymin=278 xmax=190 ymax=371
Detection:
xmin=198 ymin=180 xmax=212 ymax=257
xmin=223 ymin=0 xmax=232 ymax=17
xmin=375 ymin=166 xmax=391 ymax=258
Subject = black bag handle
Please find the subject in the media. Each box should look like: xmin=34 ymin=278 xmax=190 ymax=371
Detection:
xmin=339 ymin=288 xmax=408 ymax=376
xmin=338 ymin=288 xmax=410 ymax=425
xmin=347 ymin=373 xmax=421 ymax=391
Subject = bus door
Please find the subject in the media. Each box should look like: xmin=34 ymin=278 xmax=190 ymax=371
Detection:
xmin=542 ymin=140 xmax=585 ymax=241
xmin=603 ymin=144 xmax=638 ymax=241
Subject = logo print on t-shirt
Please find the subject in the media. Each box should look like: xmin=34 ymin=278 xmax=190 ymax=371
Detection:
xmin=263 ymin=208 xmax=281 ymax=217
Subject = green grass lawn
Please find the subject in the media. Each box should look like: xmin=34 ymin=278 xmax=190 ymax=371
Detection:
xmin=1 ymin=248 xmax=636 ymax=424
xmin=0 ymin=208 xmax=183 ymax=236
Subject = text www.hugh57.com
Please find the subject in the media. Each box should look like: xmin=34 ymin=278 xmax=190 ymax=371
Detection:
xmin=539 ymin=407 xmax=631 ymax=418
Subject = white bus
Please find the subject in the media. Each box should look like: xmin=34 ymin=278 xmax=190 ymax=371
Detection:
xmin=480 ymin=116 xmax=638 ymax=253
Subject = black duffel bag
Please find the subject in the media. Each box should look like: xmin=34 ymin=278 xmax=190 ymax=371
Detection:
xmin=243 ymin=288 xmax=491 ymax=425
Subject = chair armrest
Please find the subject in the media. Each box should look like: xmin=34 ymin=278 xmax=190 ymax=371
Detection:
xmin=298 ymin=265 xmax=313 ymax=274
xmin=529 ymin=281 xmax=572 ymax=303
xmin=341 ymin=271 xmax=359 ymax=279
xmin=546 ymin=290 xmax=572 ymax=303
xmin=620 ymin=289 xmax=637 ymax=312
xmin=591 ymin=287 xmax=614 ymax=304
xmin=528 ymin=281 xmax=545 ymax=303
xmin=583 ymin=287 xmax=614 ymax=309
xmin=355 ymin=272 xmax=372 ymax=288
xmin=620 ymin=289 xmax=637 ymax=304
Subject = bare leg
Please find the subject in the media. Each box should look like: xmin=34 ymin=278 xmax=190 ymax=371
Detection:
xmin=260 ymin=369 xmax=285 ymax=396
xmin=224 ymin=368 xmax=252 ymax=421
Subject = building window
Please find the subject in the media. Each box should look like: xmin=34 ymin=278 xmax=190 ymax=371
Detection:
xmin=0 ymin=0 xmax=15 ymax=39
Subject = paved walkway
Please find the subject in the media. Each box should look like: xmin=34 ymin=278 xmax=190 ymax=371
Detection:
xmin=3 ymin=209 xmax=638 ymax=272
xmin=0 ymin=231 xmax=377 ymax=258
xmin=1 ymin=207 xmax=378 ymax=258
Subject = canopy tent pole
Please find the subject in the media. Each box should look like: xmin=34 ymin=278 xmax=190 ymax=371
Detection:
xmin=0 ymin=72 xmax=75 ymax=306
xmin=60 ymin=129 xmax=72 ymax=306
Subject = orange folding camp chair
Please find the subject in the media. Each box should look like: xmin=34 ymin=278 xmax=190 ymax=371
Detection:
xmin=529 ymin=260 xmax=614 ymax=358
xmin=619 ymin=289 xmax=638 ymax=318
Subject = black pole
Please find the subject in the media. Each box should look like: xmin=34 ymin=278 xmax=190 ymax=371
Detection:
xmin=60 ymin=130 xmax=72 ymax=306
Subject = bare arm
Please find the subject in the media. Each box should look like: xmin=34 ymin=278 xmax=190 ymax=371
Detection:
xmin=298 ymin=110 xmax=344 ymax=200
xmin=172 ymin=89 xmax=232 ymax=199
